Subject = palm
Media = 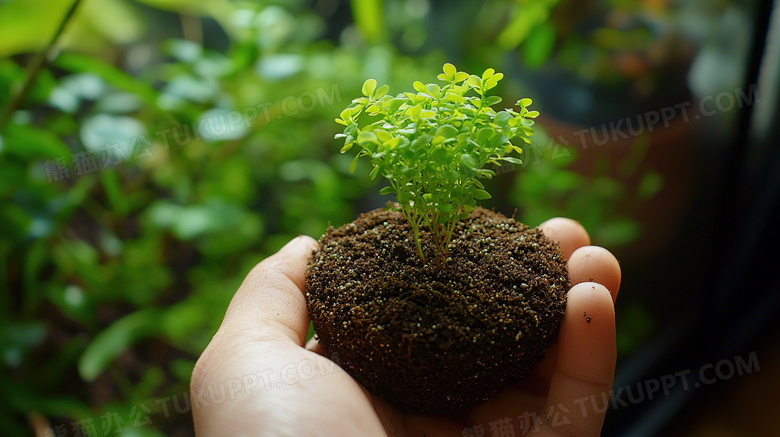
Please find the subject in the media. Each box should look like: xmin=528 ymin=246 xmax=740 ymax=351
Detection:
xmin=192 ymin=218 xmax=620 ymax=437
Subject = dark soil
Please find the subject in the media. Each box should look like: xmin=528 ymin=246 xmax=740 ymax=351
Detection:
xmin=305 ymin=206 xmax=569 ymax=414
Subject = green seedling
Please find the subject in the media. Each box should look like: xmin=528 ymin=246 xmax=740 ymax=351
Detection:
xmin=336 ymin=63 xmax=539 ymax=266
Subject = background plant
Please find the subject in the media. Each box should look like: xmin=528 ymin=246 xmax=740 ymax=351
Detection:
xmin=0 ymin=0 xmax=678 ymax=435
xmin=338 ymin=63 xmax=536 ymax=265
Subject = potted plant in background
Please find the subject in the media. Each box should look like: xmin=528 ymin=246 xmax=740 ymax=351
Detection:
xmin=305 ymin=64 xmax=571 ymax=413
xmin=501 ymin=0 xmax=699 ymax=257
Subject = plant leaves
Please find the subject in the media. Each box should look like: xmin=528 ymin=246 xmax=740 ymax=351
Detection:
xmin=78 ymin=309 xmax=160 ymax=382
xmin=483 ymin=95 xmax=502 ymax=107
xmin=374 ymin=84 xmax=390 ymax=99
xmin=362 ymin=78 xmax=377 ymax=97
xmin=349 ymin=153 xmax=361 ymax=173
xmin=3 ymin=123 xmax=71 ymax=160
xmin=472 ymin=188 xmax=491 ymax=200
xmin=461 ymin=153 xmax=476 ymax=169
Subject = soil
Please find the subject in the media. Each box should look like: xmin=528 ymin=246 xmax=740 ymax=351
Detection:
xmin=305 ymin=205 xmax=570 ymax=414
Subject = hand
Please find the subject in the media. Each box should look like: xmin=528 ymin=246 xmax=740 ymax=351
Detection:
xmin=191 ymin=218 xmax=621 ymax=436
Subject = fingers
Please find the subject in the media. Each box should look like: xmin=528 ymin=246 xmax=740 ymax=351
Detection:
xmin=219 ymin=235 xmax=319 ymax=346
xmin=191 ymin=236 xmax=389 ymax=437
xmin=538 ymin=218 xmax=591 ymax=260
xmin=568 ymin=246 xmax=622 ymax=302
xmin=305 ymin=336 xmax=327 ymax=357
xmin=541 ymin=282 xmax=615 ymax=436
xmin=531 ymin=245 xmax=621 ymax=386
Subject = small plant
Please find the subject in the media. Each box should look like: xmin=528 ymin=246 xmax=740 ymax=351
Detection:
xmin=309 ymin=63 xmax=568 ymax=414
xmin=336 ymin=63 xmax=539 ymax=266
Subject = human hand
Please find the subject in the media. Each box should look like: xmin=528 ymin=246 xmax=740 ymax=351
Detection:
xmin=191 ymin=218 xmax=621 ymax=436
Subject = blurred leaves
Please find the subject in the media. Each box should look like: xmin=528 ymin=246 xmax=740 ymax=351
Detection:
xmin=512 ymin=132 xmax=656 ymax=249
xmin=80 ymin=115 xmax=145 ymax=152
xmin=0 ymin=0 xmax=665 ymax=435
xmin=497 ymin=0 xmax=560 ymax=50
xmin=0 ymin=0 xmax=144 ymax=57
xmin=55 ymin=53 xmax=161 ymax=110
xmin=0 ymin=1 xmax=440 ymax=434
xmin=78 ymin=309 xmax=160 ymax=382
xmin=3 ymin=123 xmax=71 ymax=159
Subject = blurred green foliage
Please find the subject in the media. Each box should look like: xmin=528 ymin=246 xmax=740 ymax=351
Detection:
xmin=0 ymin=0 xmax=670 ymax=435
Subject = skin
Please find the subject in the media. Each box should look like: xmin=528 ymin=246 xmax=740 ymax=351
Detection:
xmin=191 ymin=218 xmax=621 ymax=436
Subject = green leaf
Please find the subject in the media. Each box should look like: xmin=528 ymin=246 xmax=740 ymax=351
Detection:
xmin=163 ymin=39 xmax=203 ymax=63
xmin=430 ymin=147 xmax=449 ymax=164
xmin=473 ymin=189 xmax=491 ymax=200
xmin=437 ymin=203 xmax=454 ymax=213
xmin=495 ymin=111 xmax=512 ymax=126
xmin=412 ymin=81 xmax=428 ymax=93
xmin=454 ymin=72 xmax=470 ymax=82
xmin=339 ymin=107 xmax=353 ymax=122
xmin=78 ymin=309 xmax=160 ymax=382
xmin=3 ymin=123 xmax=71 ymax=160
xmin=374 ymin=84 xmax=390 ymax=99
xmin=388 ymin=98 xmax=406 ymax=114
xmin=100 ymin=169 xmax=129 ymax=216
xmin=406 ymin=104 xmax=423 ymax=119
xmin=350 ymin=0 xmax=386 ymax=43
xmin=349 ymin=153 xmax=360 ymax=173
xmin=80 ymin=114 xmax=145 ymax=153
xmin=374 ymin=130 xmax=393 ymax=143
xmin=435 ymin=124 xmax=458 ymax=139
xmin=379 ymin=186 xmax=395 ymax=195
xmin=502 ymin=156 xmax=523 ymax=165
xmin=483 ymin=95 xmax=502 ymax=107
xmin=55 ymin=54 xmax=160 ymax=110
xmin=357 ymin=131 xmax=378 ymax=145
xmin=419 ymin=109 xmax=436 ymax=119
xmin=443 ymin=170 xmax=459 ymax=180
xmin=461 ymin=153 xmax=476 ymax=169
xmin=384 ymin=137 xmax=403 ymax=150
xmin=362 ymin=79 xmax=377 ymax=97
xmin=466 ymin=75 xmax=482 ymax=89
xmin=522 ymin=22 xmax=556 ymax=67
xmin=496 ymin=1 xmax=557 ymax=49
xmin=476 ymin=127 xmax=494 ymax=144
xmin=442 ymin=63 xmax=456 ymax=78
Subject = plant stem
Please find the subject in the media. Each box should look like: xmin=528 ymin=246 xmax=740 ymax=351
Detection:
xmin=0 ymin=0 xmax=82 ymax=133
xmin=403 ymin=209 xmax=426 ymax=264
xmin=444 ymin=220 xmax=456 ymax=256
xmin=413 ymin=224 xmax=426 ymax=265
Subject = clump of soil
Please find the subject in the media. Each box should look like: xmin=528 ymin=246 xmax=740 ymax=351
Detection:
xmin=305 ymin=206 xmax=569 ymax=414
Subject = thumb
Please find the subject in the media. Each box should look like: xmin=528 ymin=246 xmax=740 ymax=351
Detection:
xmin=220 ymin=235 xmax=319 ymax=345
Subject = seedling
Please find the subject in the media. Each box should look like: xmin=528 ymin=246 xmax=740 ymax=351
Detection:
xmin=336 ymin=63 xmax=539 ymax=266
xmin=309 ymin=64 xmax=567 ymax=414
